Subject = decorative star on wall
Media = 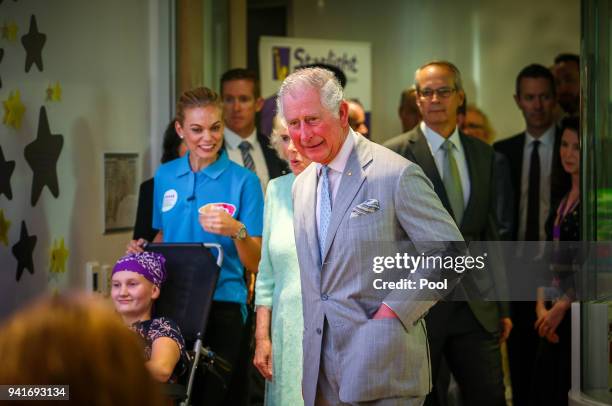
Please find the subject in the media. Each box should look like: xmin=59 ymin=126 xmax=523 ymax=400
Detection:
xmin=0 ymin=146 xmax=15 ymax=199
xmin=45 ymin=82 xmax=61 ymax=102
xmin=24 ymin=106 xmax=63 ymax=206
xmin=2 ymin=90 xmax=25 ymax=129
xmin=2 ymin=21 xmax=18 ymax=42
xmin=12 ymin=221 xmax=37 ymax=281
xmin=21 ymin=15 xmax=45 ymax=72
xmin=0 ymin=209 xmax=10 ymax=246
xmin=49 ymin=238 xmax=69 ymax=274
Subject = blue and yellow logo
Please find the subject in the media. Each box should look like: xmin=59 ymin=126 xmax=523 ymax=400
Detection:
xmin=273 ymin=47 xmax=290 ymax=81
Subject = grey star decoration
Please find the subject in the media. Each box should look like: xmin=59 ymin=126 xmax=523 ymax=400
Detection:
xmin=21 ymin=14 xmax=46 ymax=72
xmin=0 ymin=146 xmax=15 ymax=199
xmin=12 ymin=221 xmax=37 ymax=282
xmin=24 ymin=106 xmax=63 ymax=206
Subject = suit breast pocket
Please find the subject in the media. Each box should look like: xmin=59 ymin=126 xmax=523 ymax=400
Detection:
xmin=348 ymin=210 xmax=383 ymax=229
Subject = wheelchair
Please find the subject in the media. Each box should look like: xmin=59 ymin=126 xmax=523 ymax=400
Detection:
xmin=145 ymin=242 xmax=229 ymax=406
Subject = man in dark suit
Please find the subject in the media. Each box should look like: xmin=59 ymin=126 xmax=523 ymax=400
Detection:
xmin=220 ymin=68 xmax=288 ymax=194
xmin=385 ymin=60 xmax=510 ymax=406
xmin=493 ymin=63 xmax=571 ymax=406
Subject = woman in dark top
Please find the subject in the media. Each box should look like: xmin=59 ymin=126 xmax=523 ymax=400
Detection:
xmin=111 ymin=251 xmax=188 ymax=383
xmin=531 ymin=116 xmax=580 ymax=405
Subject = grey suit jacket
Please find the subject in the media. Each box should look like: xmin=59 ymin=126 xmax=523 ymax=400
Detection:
xmin=384 ymin=127 xmax=510 ymax=332
xmin=293 ymin=130 xmax=464 ymax=405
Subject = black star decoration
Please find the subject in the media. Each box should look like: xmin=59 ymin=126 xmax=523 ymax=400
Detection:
xmin=21 ymin=14 xmax=46 ymax=73
xmin=12 ymin=221 xmax=37 ymax=282
xmin=0 ymin=146 xmax=15 ymax=199
xmin=24 ymin=106 xmax=63 ymax=206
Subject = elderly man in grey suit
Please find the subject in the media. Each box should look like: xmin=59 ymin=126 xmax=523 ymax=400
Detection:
xmin=385 ymin=61 xmax=510 ymax=406
xmin=277 ymin=67 xmax=465 ymax=405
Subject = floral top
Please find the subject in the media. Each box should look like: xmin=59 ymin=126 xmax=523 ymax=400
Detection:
xmin=131 ymin=317 xmax=188 ymax=382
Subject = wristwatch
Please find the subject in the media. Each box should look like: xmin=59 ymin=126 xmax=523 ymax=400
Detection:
xmin=232 ymin=223 xmax=247 ymax=240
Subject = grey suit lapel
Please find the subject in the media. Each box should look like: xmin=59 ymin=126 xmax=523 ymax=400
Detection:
xmin=321 ymin=133 xmax=371 ymax=262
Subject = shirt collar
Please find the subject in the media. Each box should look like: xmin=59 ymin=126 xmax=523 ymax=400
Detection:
xmin=421 ymin=121 xmax=460 ymax=153
xmin=316 ymin=128 xmax=356 ymax=176
xmin=176 ymin=149 xmax=230 ymax=179
xmin=224 ymin=126 xmax=258 ymax=149
xmin=525 ymin=124 xmax=556 ymax=147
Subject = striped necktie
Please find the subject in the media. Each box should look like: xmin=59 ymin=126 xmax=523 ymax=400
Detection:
xmin=441 ymin=139 xmax=464 ymax=225
xmin=238 ymin=141 xmax=256 ymax=172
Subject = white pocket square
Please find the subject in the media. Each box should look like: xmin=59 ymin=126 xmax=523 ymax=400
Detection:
xmin=350 ymin=198 xmax=380 ymax=218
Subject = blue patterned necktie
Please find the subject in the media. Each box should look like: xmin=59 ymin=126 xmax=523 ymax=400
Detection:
xmin=318 ymin=165 xmax=332 ymax=260
xmin=238 ymin=141 xmax=256 ymax=172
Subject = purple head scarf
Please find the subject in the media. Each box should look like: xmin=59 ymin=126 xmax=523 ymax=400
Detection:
xmin=112 ymin=252 xmax=167 ymax=287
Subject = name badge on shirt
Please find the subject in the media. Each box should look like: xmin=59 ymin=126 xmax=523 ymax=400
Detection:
xmin=162 ymin=189 xmax=178 ymax=212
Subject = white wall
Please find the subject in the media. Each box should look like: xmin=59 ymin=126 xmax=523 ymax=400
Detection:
xmin=289 ymin=0 xmax=580 ymax=143
xmin=0 ymin=0 xmax=171 ymax=319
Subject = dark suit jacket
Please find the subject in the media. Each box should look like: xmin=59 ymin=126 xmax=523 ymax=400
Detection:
xmin=493 ymin=130 xmax=571 ymax=241
xmin=385 ymin=126 xmax=510 ymax=332
xmin=494 ymin=152 xmax=515 ymax=241
xmin=257 ymin=131 xmax=289 ymax=180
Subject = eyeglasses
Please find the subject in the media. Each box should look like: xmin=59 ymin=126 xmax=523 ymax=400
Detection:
xmin=464 ymin=123 xmax=485 ymax=130
xmin=418 ymin=87 xmax=457 ymax=100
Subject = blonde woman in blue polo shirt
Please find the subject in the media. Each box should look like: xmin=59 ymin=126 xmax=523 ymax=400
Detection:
xmin=128 ymin=87 xmax=264 ymax=405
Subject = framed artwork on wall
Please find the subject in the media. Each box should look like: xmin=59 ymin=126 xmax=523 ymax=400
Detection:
xmin=103 ymin=153 xmax=138 ymax=234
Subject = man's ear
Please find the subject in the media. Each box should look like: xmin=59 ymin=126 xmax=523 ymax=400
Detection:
xmin=255 ymin=97 xmax=265 ymax=113
xmin=338 ymin=100 xmax=349 ymax=126
xmin=415 ymin=93 xmax=423 ymax=111
xmin=513 ymin=94 xmax=520 ymax=108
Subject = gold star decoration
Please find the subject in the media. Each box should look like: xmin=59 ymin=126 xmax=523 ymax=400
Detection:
xmin=45 ymin=82 xmax=62 ymax=102
xmin=1 ymin=21 xmax=18 ymax=42
xmin=49 ymin=238 xmax=69 ymax=274
xmin=0 ymin=209 xmax=10 ymax=246
xmin=2 ymin=90 xmax=26 ymax=129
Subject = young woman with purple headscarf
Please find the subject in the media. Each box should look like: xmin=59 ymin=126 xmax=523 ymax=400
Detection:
xmin=111 ymin=251 xmax=188 ymax=383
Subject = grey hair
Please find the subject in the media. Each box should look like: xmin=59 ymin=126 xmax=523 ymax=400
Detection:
xmin=268 ymin=114 xmax=288 ymax=162
xmin=414 ymin=60 xmax=463 ymax=92
xmin=276 ymin=67 xmax=344 ymax=123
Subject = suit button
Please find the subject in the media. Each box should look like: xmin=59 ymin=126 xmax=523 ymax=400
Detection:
xmin=321 ymin=294 xmax=328 ymax=301
xmin=316 ymin=328 xmax=322 ymax=335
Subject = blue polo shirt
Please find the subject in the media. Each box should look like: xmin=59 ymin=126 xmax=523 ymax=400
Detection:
xmin=153 ymin=150 xmax=264 ymax=305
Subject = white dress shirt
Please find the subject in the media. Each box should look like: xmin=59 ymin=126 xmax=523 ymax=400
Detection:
xmin=420 ymin=122 xmax=471 ymax=207
xmin=315 ymin=129 xmax=356 ymax=233
xmin=518 ymin=125 xmax=555 ymax=241
xmin=224 ymin=127 xmax=270 ymax=193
